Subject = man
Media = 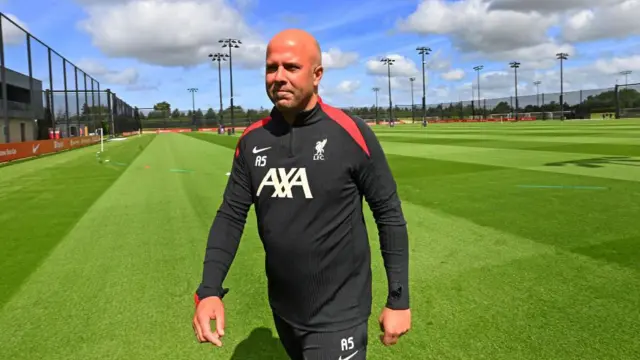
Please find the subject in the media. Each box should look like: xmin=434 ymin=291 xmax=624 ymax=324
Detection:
xmin=192 ymin=28 xmax=411 ymax=359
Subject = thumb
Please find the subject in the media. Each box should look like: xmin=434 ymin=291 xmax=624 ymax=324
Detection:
xmin=378 ymin=313 xmax=386 ymax=333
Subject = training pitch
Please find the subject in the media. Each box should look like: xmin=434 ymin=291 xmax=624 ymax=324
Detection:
xmin=1 ymin=119 xmax=639 ymax=359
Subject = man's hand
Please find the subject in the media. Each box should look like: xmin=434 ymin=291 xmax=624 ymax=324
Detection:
xmin=192 ymin=296 xmax=226 ymax=347
xmin=378 ymin=307 xmax=411 ymax=346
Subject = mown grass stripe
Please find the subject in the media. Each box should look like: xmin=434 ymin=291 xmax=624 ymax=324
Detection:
xmin=0 ymin=134 xmax=156 ymax=310
xmin=381 ymin=141 xmax=640 ymax=183
xmin=376 ymin=132 xmax=640 ymax=145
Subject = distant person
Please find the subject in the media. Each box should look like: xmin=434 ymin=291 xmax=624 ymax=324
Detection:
xmin=192 ymin=28 xmax=411 ymax=359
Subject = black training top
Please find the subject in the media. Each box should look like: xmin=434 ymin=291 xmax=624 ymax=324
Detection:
xmin=195 ymin=96 xmax=410 ymax=331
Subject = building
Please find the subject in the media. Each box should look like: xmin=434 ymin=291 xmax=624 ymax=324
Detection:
xmin=0 ymin=66 xmax=45 ymax=144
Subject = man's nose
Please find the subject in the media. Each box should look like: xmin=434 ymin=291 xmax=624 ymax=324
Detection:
xmin=273 ymin=66 xmax=286 ymax=82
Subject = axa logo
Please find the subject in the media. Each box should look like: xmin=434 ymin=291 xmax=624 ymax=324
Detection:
xmin=256 ymin=168 xmax=313 ymax=199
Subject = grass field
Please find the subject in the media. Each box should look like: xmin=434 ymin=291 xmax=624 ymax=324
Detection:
xmin=1 ymin=119 xmax=639 ymax=359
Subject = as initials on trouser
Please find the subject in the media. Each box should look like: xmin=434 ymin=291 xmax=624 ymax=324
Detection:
xmin=339 ymin=336 xmax=358 ymax=360
xmin=341 ymin=336 xmax=354 ymax=351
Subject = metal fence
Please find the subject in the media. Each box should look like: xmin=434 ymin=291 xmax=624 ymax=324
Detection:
xmin=0 ymin=12 xmax=138 ymax=143
xmin=137 ymin=107 xmax=269 ymax=129
xmin=343 ymin=83 xmax=640 ymax=123
xmin=140 ymin=81 xmax=640 ymax=130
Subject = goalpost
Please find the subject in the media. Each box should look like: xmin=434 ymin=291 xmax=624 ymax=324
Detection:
xmin=97 ymin=128 xmax=104 ymax=153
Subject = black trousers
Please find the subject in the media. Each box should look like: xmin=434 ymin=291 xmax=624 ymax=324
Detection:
xmin=273 ymin=312 xmax=368 ymax=360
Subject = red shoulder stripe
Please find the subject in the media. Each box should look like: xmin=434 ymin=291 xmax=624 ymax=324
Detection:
xmin=319 ymin=103 xmax=370 ymax=157
xmin=235 ymin=116 xmax=271 ymax=158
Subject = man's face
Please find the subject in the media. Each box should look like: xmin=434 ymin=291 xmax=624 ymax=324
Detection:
xmin=265 ymin=42 xmax=321 ymax=112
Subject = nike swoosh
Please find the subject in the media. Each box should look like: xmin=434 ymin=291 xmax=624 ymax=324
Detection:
xmin=339 ymin=350 xmax=358 ymax=360
xmin=252 ymin=146 xmax=271 ymax=154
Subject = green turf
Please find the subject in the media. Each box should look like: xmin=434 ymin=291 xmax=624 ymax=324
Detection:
xmin=0 ymin=135 xmax=155 ymax=309
xmin=0 ymin=119 xmax=639 ymax=359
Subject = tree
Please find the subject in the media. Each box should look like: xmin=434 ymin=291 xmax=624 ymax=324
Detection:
xmin=205 ymin=108 xmax=217 ymax=120
xmin=154 ymin=101 xmax=171 ymax=113
xmin=171 ymin=109 xmax=181 ymax=118
xmin=493 ymin=101 xmax=511 ymax=113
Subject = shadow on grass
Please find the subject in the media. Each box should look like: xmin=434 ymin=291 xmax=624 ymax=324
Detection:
xmin=545 ymin=156 xmax=640 ymax=168
xmin=230 ymin=327 xmax=289 ymax=360
xmin=570 ymin=236 xmax=640 ymax=272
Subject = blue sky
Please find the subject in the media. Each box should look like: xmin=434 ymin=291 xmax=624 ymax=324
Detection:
xmin=1 ymin=0 xmax=640 ymax=113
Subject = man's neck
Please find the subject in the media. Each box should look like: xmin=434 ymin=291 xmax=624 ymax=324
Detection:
xmin=282 ymin=94 xmax=318 ymax=124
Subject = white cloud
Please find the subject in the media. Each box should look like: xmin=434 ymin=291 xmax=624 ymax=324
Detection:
xmin=373 ymin=76 xmax=416 ymax=94
xmin=487 ymin=0 xmax=624 ymax=13
xmin=427 ymin=51 xmax=452 ymax=72
xmin=365 ymin=54 xmax=419 ymax=77
xmin=441 ymin=69 xmax=465 ymax=81
xmin=562 ymin=1 xmax=640 ymax=42
xmin=1 ymin=13 xmax=29 ymax=46
xmin=395 ymin=0 xmax=574 ymax=67
xmin=75 ymin=59 xmax=139 ymax=85
xmin=322 ymin=48 xmax=359 ymax=69
xmin=417 ymin=0 xmax=640 ymax=49
xmin=494 ymin=42 xmax=576 ymax=69
xmin=397 ymin=0 xmax=557 ymax=53
xmin=319 ymin=80 xmax=361 ymax=101
xmin=77 ymin=0 xmax=266 ymax=68
xmin=593 ymin=55 xmax=640 ymax=75
xmin=335 ymin=80 xmax=361 ymax=93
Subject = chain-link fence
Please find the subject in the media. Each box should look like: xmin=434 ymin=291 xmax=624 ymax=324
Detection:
xmin=0 ymin=12 xmax=138 ymax=143
xmin=344 ymin=84 xmax=640 ymax=123
xmin=137 ymin=82 xmax=640 ymax=130
xmin=137 ymin=106 xmax=271 ymax=130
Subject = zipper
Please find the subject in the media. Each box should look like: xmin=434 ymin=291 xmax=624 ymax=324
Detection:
xmin=288 ymin=124 xmax=294 ymax=157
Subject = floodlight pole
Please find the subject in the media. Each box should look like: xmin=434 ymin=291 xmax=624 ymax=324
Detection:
xmin=220 ymin=38 xmax=241 ymax=133
xmin=510 ymin=61 xmax=520 ymax=121
xmin=381 ymin=57 xmax=395 ymax=122
xmin=416 ymin=46 xmax=431 ymax=121
xmin=187 ymin=88 xmax=198 ymax=113
xmin=473 ymin=65 xmax=483 ymax=118
xmin=620 ymin=70 xmax=631 ymax=87
xmin=372 ymin=87 xmax=380 ymax=124
xmin=209 ymin=53 xmax=229 ymax=126
xmin=533 ymin=81 xmax=541 ymax=108
xmin=409 ymin=77 xmax=415 ymax=123
xmin=556 ymin=53 xmax=569 ymax=121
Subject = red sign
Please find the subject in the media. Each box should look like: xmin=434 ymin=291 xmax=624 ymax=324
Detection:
xmin=0 ymin=135 xmax=101 ymax=163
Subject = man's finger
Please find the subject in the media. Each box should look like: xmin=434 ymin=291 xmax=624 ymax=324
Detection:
xmin=215 ymin=310 xmax=225 ymax=337
xmin=197 ymin=313 xmax=222 ymax=346
xmin=193 ymin=317 xmax=204 ymax=342
xmin=380 ymin=332 xmax=399 ymax=346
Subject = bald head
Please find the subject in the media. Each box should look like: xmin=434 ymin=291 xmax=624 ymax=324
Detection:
xmin=264 ymin=28 xmax=324 ymax=117
xmin=266 ymin=28 xmax=322 ymax=67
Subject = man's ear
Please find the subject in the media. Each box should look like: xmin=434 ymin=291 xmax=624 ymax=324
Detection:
xmin=313 ymin=65 xmax=324 ymax=87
